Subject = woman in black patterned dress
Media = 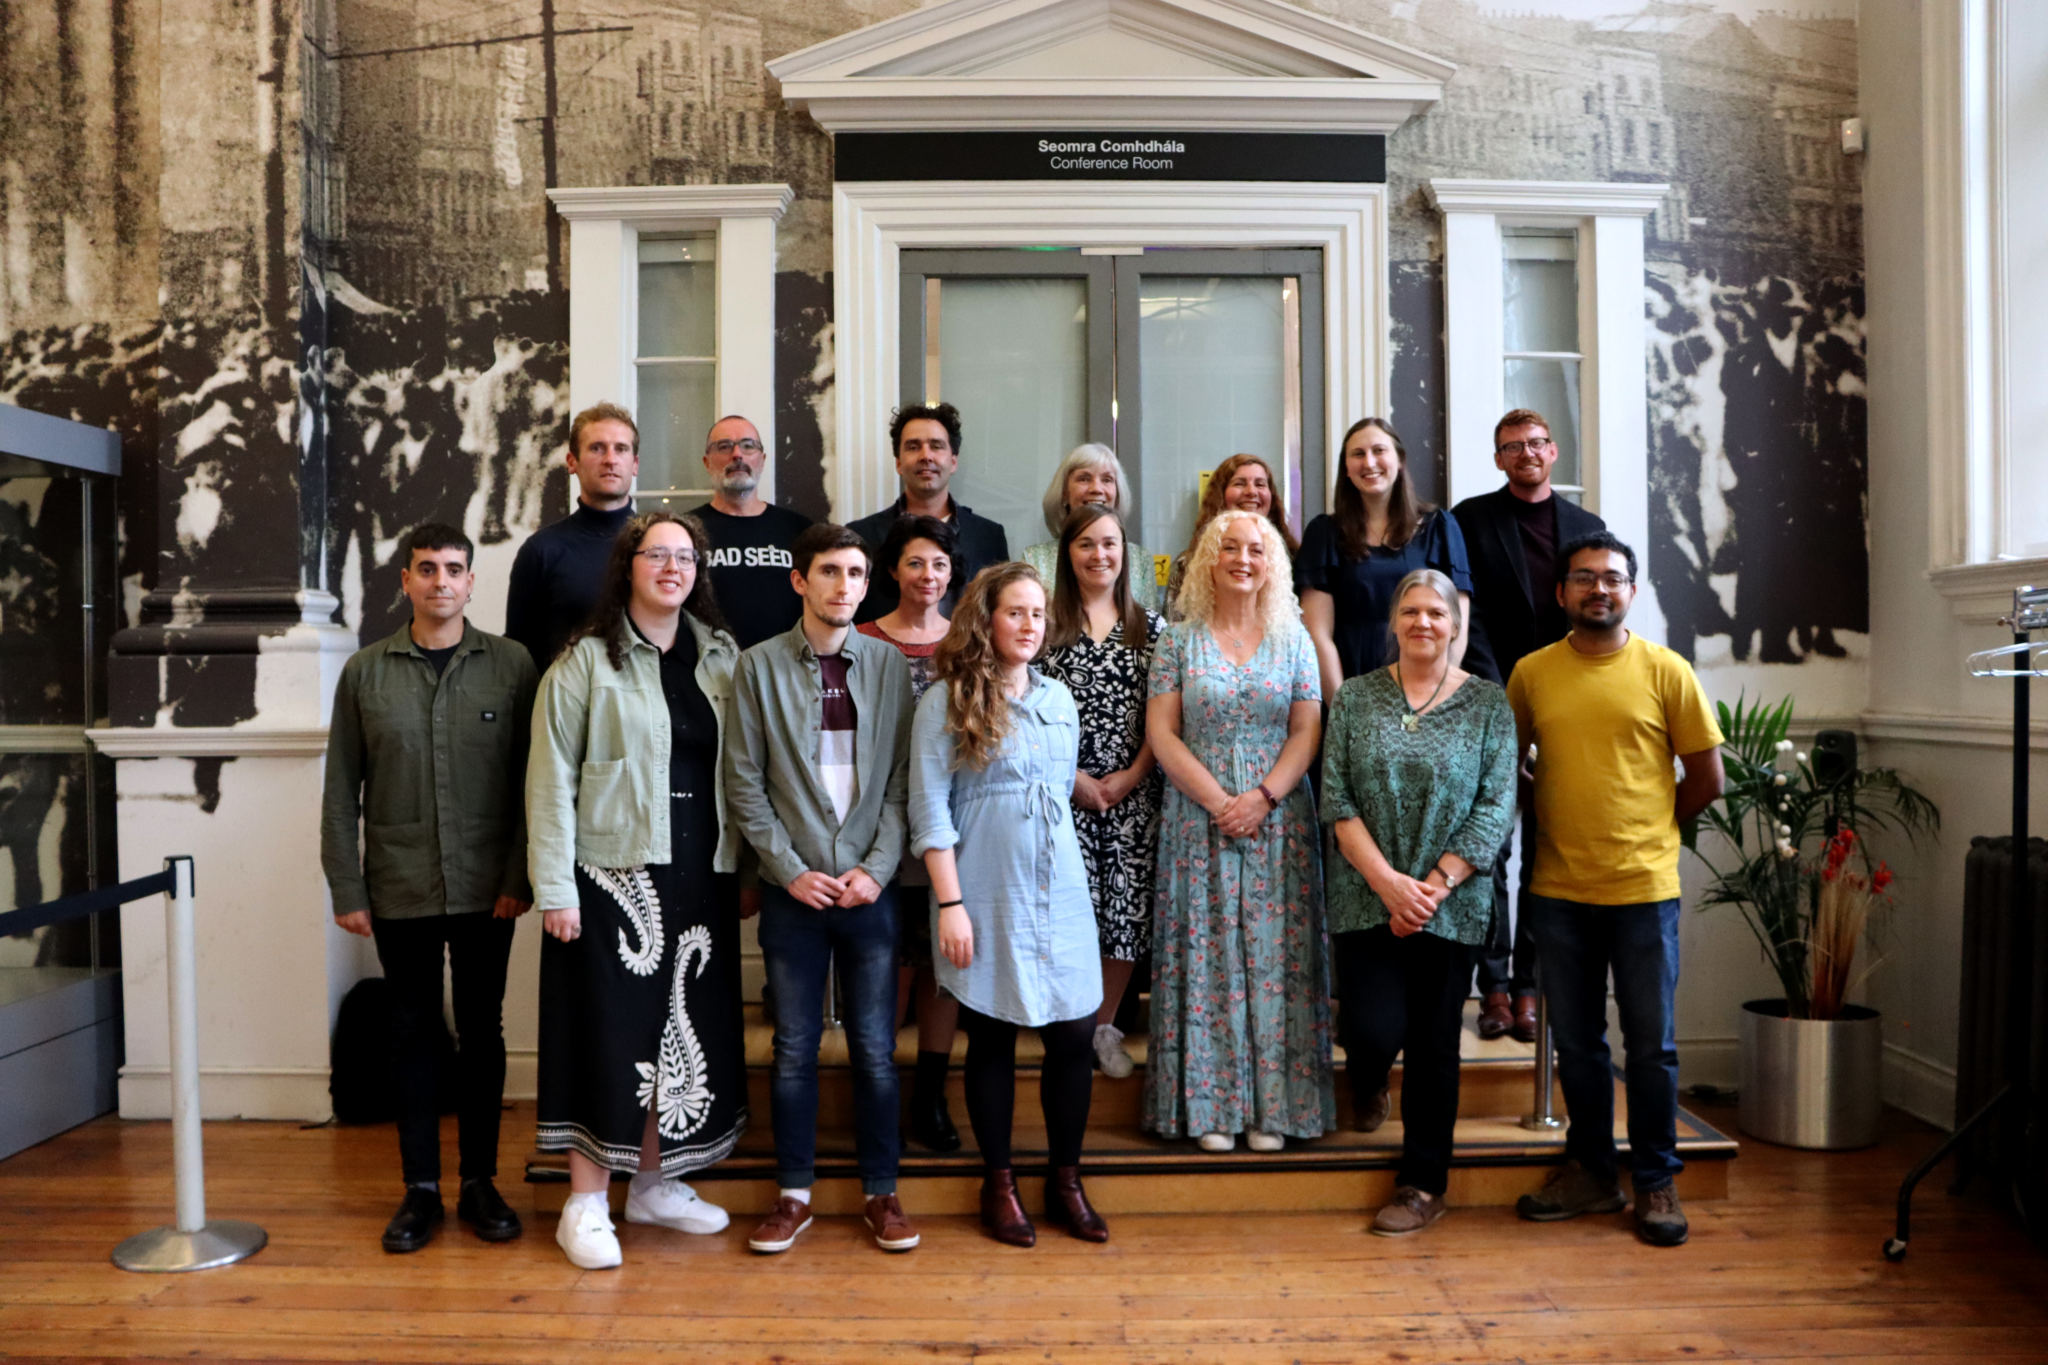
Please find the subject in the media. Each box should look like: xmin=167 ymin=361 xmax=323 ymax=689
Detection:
xmin=1039 ymin=504 xmax=1165 ymax=1079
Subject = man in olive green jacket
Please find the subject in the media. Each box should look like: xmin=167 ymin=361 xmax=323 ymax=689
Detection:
xmin=321 ymin=523 xmax=538 ymax=1255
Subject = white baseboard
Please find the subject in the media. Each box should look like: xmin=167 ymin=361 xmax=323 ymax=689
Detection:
xmin=1883 ymin=1044 xmax=1958 ymax=1130
xmin=507 ymin=1050 xmax=538 ymax=1102
xmin=1678 ymin=1036 xmax=1740 ymax=1091
xmin=118 ymin=1066 xmax=334 ymax=1121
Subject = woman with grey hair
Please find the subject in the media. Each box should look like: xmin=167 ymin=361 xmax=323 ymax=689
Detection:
xmin=1021 ymin=444 xmax=1159 ymax=610
xmin=1320 ymin=567 xmax=1516 ymax=1238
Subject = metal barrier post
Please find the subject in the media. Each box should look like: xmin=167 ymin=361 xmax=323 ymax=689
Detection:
xmin=1521 ymin=962 xmax=1564 ymax=1133
xmin=113 ymin=857 xmax=267 ymax=1272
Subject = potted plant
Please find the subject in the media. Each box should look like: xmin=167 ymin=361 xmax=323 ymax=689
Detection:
xmin=1685 ymin=695 xmax=1940 ymax=1149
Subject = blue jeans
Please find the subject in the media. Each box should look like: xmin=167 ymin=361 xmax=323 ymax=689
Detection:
xmin=1526 ymin=895 xmax=1683 ymax=1192
xmin=756 ymin=883 xmax=901 ymax=1195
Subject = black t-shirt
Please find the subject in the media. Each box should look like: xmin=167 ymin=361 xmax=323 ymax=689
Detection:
xmin=689 ymin=502 xmax=813 ymax=652
xmin=1509 ymin=494 xmax=1568 ymax=646
xmin=420 ymin=642 xmax=460 ymax=679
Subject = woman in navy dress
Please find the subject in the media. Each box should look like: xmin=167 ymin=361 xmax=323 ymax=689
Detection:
xmin=1298 ymin=418 xmax=1475 ymax=701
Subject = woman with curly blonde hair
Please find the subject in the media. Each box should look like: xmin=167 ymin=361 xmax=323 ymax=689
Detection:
xmin=1144 ymin=510 xmax=1335 ymax=1152
xmin=908 ymin=562 xmax=1108 ymax=1248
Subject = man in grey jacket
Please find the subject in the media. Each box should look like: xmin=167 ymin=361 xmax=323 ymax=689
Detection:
xmin=724 ymin=523 xmax=919 ymax=1256
xmin=321 ymin=522 xmax=538 ymax=1254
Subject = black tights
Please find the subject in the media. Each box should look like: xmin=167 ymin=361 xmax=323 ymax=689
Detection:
xmin=958 ymin=1006 xmax=1096 ymax=1170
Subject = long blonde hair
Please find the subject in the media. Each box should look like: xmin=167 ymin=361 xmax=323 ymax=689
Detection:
xmin=1175 ymin=511 xmax=1300 ymax=635
xmin=934 ymin=561 xmax=1046 ymax=772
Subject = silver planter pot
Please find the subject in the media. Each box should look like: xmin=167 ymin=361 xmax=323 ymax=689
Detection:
xmin=1737 ymin=999 xmax=1884 ymax=1150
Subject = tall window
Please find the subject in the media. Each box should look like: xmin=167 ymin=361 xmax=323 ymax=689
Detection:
xmin=1502 ymin=227 xmax=1584 ymax=499
xmin=635 ymin=233 xmax=717 ymax=501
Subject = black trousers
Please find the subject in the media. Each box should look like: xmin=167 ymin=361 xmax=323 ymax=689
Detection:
xmin=957 ymin=1005 xmax=1096 ymax=1171
xmin=1333 ymin=925 xmax=1476 ymax=1197
xmin=371 ymin=911 xmax=516 ymax=1185
xmin=1476 ymin=804 xmax=1538 ymax=998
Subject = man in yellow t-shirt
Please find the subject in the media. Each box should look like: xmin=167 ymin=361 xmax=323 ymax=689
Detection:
xmin=1505 ymin=531 xmax=1724 ymax=1249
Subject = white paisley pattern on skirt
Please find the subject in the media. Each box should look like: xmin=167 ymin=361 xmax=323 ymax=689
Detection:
xmin=580 ymin=862 xmax=664 ymax=977
xmin=635 ymin=924 xmax=716 ymax=1141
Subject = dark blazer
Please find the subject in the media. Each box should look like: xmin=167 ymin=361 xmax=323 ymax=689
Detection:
xmin=1451 ymin=487 xmax=1605 ymax=685
xmin=848 ymin=495 xmax=1010 ymax=624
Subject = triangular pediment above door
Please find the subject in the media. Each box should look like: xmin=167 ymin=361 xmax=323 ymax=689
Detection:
xmin=768 ymin=0 xmax=1453 ymax=134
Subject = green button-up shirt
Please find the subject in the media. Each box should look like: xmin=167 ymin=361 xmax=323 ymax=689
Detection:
xmin=723 ymin=622 xmax=913 ymax=890
xmin=321 ymin=621 xmax=539 ymax=920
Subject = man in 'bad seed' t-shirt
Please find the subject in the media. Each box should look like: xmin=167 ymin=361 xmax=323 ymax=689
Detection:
xmin=1506 ymin=530 xmax=1723 ymax=1251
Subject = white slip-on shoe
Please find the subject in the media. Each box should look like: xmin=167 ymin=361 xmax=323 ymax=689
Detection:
xmin=556 ymin=1193 xmax=622 ymax=1270
xmin=625 ymin=1176 xmax=731 ymax=1234
xmin=1093 ymin=1024 xmax=1136 ymax=1080
xmin=1197 ymin=1132 xmax=1236 ymax=1153
xmin=1246 ymin=1132 xmax=1285 ymax=1152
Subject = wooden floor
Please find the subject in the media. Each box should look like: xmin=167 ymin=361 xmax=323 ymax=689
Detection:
xmin=1 ymin=1101 xmax=2043 ymax=1362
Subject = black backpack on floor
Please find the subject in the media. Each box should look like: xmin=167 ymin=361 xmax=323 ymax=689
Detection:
xmin=329 ymin=976 xmax=459 ymax=1123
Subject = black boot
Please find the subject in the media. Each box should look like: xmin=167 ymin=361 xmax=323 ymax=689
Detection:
xmin=909 ymin=1050 xmax=962 ymax=1152
xmin=382 ymin=1185 xmax=444 ymax=1254
xmin=456 ymin=1177 xmax=523 ymax=1242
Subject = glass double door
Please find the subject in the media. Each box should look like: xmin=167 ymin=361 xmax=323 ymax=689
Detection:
xmin=898 ymin=249 xmax=1324 ymax=580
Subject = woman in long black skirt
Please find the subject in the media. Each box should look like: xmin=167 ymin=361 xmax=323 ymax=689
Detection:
xmin=527 ymin=511 xmax=747 ymax=1270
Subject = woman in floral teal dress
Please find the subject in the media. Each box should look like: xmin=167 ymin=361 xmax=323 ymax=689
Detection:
xmin=1144 ymin=510 xmax=1334 ymax=1152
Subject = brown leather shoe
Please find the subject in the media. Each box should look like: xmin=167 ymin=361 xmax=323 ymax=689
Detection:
xmin=863 ymin=1193 xmax=920 ymax=1252
xmin=1477 ymin=992 xmax=1514 ymax=1040
xmin=1044 ymin=1166 xmax=1109 ymax=1243
xmin=1371 ymin=1185 xmax=1448 ymax=1237
xmin=979 ymin=1170 xmax=1036 ymax=1247
xmin=1510 ymin=995 xmax=1540 ymax=1044
xmin=746 ymin=1195 xmax=814 ymax=1254
xmin=1356 ymin=1083 xmax=1393 ymax=1133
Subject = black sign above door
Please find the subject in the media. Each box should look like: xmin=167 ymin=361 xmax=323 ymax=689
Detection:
xmin=834 ymin=131 xmax=1385 ymax=183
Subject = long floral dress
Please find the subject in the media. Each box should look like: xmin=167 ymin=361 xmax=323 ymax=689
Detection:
xmin=1037 ymin=611 xmax=1167 ymax=961
xmin=1144 ymin=620 xmax=1335 ymax=1140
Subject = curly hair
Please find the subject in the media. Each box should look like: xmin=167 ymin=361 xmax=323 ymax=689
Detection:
xmin=1178 ymin=453 xmax=1299 ymax=562
xmin=1174 ymin=510 xmax=1300 ymax=636
xmin=566 ymin=511 xmax=730 ymax=670
xmin=933 ymin=561 xmax=1046 ymax=772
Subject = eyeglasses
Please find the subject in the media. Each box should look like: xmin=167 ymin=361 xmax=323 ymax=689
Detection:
xmin=1564 ymin=571 xmax=1633 ymax=591
xmin=707 ymin=438 xmax=764 ymax=457
xmin=635 ymin=548 xmax=698 ymax=567
xmin=1496 ymin=438 xmax=1555 ymax=456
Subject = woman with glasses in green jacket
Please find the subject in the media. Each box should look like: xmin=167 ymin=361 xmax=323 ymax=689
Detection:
xmin=526 ymin=510 xmax=747 ymax=1270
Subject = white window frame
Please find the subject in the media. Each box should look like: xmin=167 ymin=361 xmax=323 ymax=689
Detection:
xmin=547 ymin=184 xmax=792 ymax=506
xmin=1922 ymin=0 xmax=2048 ymax=623
xmin=1426 ymin=177 xmax=1667 ymax=638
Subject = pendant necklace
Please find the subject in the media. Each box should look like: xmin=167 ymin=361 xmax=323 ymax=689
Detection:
xmin=1393 ymin=661 xmax=1448 ymax=732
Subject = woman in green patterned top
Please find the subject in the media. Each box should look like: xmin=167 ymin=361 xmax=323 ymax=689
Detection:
xmin=1321 ymin=567 xmax=1516 ymax=1238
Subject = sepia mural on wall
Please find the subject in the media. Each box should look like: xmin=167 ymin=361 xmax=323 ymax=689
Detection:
xmin=0 ymin=0 xmax=1866 ymax=911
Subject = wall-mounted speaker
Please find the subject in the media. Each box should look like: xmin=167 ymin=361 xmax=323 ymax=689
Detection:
xmin=1812 ymin=729 xmax=1859 ymax=789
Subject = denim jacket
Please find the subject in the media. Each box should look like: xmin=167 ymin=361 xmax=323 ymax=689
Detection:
xmin=526 ymin=613 xmax=740 ymax=910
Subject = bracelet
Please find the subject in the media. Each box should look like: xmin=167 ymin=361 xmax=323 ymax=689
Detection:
xmin=937 ymin=899 xmax=964 ymax=909
xmin=1257 ymin=782 xmax=1279 ymax=809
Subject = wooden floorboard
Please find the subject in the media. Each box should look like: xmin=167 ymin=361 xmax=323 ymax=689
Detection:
xmin=0 ymin=1099 xmax=2040 ymax=1363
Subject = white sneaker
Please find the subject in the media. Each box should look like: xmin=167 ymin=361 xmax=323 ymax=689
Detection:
xmin=625 ymin=1175 xmax=731 ymax=1234
xmin=1093 ymin=1023 xmax=1135 ymax=1080
xmin=1247 ymin=1132 xmax=1285 ymax=1152
xmin=1197 ymin=1132 xmax=1236 ymax=1152
xmin=556 ymin=1193 xmax=622 ymax=1269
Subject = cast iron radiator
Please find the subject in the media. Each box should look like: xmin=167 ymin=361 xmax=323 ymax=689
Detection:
xmin=1955 ymin=835 xmax=2048 ymax=1221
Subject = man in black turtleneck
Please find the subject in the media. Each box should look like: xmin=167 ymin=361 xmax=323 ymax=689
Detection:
xmin=507 ymin=402 xmax=641 ymax=672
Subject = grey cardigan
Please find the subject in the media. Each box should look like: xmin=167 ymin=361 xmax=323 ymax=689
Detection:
xmin=723 ymin=622 xmax=913 ymax=890
xmin=526 ymin=613 xmax=741 ymax=911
